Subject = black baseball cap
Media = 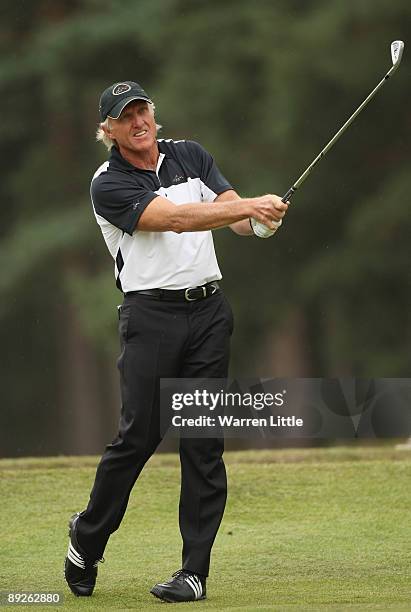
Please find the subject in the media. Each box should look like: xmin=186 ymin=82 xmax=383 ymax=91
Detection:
xmin=99 ymin=81 xmax=152 ymax=121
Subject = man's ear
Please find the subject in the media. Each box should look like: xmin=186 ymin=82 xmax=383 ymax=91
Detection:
xmin=101 ymin=122 xmax=112 ymax=137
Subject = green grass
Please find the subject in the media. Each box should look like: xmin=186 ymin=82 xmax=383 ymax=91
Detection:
xmin=0 ymin=445 xmax=410 ymax=611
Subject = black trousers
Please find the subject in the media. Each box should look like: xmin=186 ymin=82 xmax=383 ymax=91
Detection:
xmin=76 ymin=290 xmax=233 ymax=576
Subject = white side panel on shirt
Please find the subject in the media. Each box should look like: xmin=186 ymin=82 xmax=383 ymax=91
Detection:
xmin=91 ymin=163 xmax=222 ymax=291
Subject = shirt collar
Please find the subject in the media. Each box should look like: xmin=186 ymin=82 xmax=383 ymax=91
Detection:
xmin=109 ymin=141 xmax=169 ymax=172
xmin=109 ymin=146 xmax=137 ymax=171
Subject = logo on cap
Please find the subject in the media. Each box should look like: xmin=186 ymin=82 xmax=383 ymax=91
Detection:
xmin=112 ymin=83 xmax=131 ymax=95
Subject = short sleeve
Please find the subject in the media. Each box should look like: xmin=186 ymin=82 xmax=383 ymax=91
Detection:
xmin=186 ymin=141 xmax=232 ymax=201
xmin=91 ymin=172 xmax=158 ymax=236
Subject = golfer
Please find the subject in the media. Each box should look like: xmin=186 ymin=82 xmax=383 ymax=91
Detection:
xmin=64 ymin=81 xmax=288 ymax=603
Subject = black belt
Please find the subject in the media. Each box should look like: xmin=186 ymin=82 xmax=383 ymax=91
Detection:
xmin=125 ymin=281 xmax=220 ymax=302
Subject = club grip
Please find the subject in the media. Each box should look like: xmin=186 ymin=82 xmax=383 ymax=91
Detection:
xmin=281 ymin=186 xmax=297 ymax=203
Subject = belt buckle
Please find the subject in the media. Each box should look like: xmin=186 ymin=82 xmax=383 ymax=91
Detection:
xmin=185 ymin=286 xmax=207 ymax=301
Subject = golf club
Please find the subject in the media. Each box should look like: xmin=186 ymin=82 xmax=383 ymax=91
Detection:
xmin=281 ymin=40 xmax=405 ymax=203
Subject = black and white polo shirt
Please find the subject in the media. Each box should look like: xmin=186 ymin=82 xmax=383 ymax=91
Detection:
xmin=90 ymin=139 xmax=232 ymax=292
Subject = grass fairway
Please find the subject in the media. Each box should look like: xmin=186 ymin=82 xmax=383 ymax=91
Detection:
xmin=0 ymin=445 xmax=410 ymax=611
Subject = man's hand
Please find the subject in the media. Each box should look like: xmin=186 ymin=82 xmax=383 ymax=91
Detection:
xmin=216 ymin=190 xmax=288 ymax=236
xmin=248 ymin=194 xmax=289 ymax=230
xmin=250 ymin=217 xmax=282 ymax=239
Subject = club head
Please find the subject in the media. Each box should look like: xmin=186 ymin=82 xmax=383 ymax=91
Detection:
xmin=391 ymin=40 xmax=404 ymax=67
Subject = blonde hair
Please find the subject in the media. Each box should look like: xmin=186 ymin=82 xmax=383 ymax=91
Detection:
xmin=96 ymin=102 xmax=161 ymax=150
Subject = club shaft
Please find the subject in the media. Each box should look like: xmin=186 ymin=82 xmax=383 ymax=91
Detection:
xmin=281 ymin=63 xmax=398 ymax=203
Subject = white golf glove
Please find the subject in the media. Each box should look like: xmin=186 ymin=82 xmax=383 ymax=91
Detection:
xmin=250 ymin=218 xmax=282 ymax=238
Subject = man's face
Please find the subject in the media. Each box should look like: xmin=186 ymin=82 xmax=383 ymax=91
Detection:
xmin=105 ymin=100 xmax=157 ymax=155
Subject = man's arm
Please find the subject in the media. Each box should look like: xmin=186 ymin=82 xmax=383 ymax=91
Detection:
xmin=137 ymin=193 xmax=287 ymax=233
xmin=215 ymin=189 xmax=254 ymax=236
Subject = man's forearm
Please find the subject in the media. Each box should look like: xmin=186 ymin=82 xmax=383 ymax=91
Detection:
xmin=170 ymin=199 xmax=253 ymax=233
xmin=137 ymin=193 xmax=287 ymax=233
xmin=228 ymin=219 xmax=254 ymax=236
xmin=214 ymin=189 xmax=253 ymax=236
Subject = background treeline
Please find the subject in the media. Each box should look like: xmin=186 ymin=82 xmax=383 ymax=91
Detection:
xmin=0 ymin=0 xmax=409 ymax=456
